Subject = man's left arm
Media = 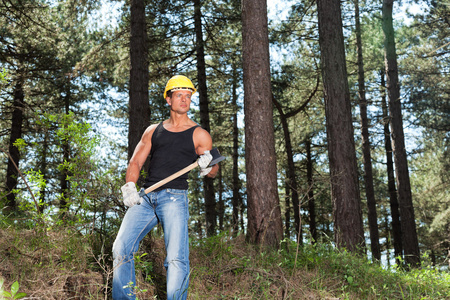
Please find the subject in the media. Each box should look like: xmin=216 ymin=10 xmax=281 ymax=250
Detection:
xmin=194 ymin=127 xmax=219 ymax=178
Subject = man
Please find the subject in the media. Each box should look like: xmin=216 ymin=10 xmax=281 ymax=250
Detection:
xmin=112 ymin=75 xmax=219 ymax=299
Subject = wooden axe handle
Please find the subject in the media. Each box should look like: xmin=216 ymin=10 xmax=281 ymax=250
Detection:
xmin=142 ymin=161 xmax=199 ymax=194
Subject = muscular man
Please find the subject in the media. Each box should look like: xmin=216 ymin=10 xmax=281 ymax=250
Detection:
xmin=112 ymin=75 xmax=219 ymax=299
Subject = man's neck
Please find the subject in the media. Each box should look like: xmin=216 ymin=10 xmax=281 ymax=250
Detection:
xmin=165 ymin=113 xmax=194 ymax=131
xmin=169 ymin=112 xmax=190 ymax=124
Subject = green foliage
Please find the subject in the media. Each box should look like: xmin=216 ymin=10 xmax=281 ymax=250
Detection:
xmin=123 ymin=281 xmax=151 ymax=300
xmin=12 ymin=112 xmax=101 ymax=218
xmin=1 ymin=224 xmax=449 ymax=299
xmin=0 ymin=278 xmax=27 ymax=300
xmin=0 ymin=68 xmax=8 ymax=83
xmin=134 ymin=253 xmax=154 ymax=283
xmin=410 ymin=130 xmax=449 ymax=265
xmin=189 ymin=233 xmax=450 ymax=299
xmin=54 ymin=112 xmax=100 ymax=210
xmin=11 ymin=139 xmax=27 ymax=152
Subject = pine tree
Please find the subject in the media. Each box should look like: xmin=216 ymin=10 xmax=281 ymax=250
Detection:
xmin=382 ymin=0 xmax=420 ymax=266
xmin=317 ymin=0 xmax=365 ymax=252
xmin=242 ymin=0 xmax=283 ymax=247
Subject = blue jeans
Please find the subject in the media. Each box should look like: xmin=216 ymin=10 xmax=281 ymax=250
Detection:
xmin=112 ymin=189 xmax=190 ymax=300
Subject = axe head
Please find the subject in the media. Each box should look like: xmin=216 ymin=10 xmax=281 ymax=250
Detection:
xmin=209 ymin=148 xmax=226 ymax=166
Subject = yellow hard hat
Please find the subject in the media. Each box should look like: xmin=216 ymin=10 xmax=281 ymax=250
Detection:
xmin=163 ymin=75 xmax=197 ymax=99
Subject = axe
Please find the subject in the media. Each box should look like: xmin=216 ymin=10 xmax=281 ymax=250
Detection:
xmin=139 ymin=148 xmax=225 ymax=197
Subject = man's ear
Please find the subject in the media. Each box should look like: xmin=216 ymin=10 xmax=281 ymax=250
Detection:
xmin=166 ymin=97 xmax=171 ymax=106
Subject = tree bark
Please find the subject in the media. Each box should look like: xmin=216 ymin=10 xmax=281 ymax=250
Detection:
xmin=382 ymin=0 xmax=420 ymax=266
xmin=232 ymin=68 xmax=241 ymax=233
xmin=272 ymin=97 xmax=301 ymax=242
xmin=5 ymin=74 xmax=24 ymax=213
xmin=194 ymin=0 xmax=216 ymax=237
xmin=305 ymin=138 xmax=317 ymax=243
xmin=355 ymin=0 xmax=381 ymax=261
xmin=380 ymin=70 xmax=403 ymax=264
xmin=129 ymin=0 xmax=150 ymax=176
xmin=316 ymin=0 xmax=365 ymax=252
xmin=284 ymin=180 xmax=291 ymax=239
xmin=60 ymin=90 xmax=71 ymax=212
xmin=218 ymin=166 xmax=224 ymax=231
xmin=39 ymin=132 xmax=49 ymax=211
xmin=242 ymin=0 xmax=283 ymax=247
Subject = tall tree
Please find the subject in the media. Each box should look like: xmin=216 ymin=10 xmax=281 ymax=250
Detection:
xmin=272 ymin=75 xmax=319 ymax=242
xmin=382 ymin=0 xmax=420 ymax=266
xmin=316 ymin=0 xmax=365 ymax=252
xmin=202 ymin=0 xmax=243 ymax=235
xmin=242 ymin=0 xmax=283 ymax=247
xmin=128 ymin=0 xmax=150 ymax=170
xmin=231 ymin=66 xmax=241 ymax=233
xmin=354 ymin=0 xmax=381 ymax=261
xmin=194 ymin=0 xmax=216 ymax=237
xmin=5 ymin=71 xmax=24 ymax=213
xmin=59 ymin=87 xmax=71 ymax=212
xmin=380 ymin=70 xmax=403 ymax=263
xmin=272 ymin=96 xmax=301 ymax=242
xmin=305 ymin=138 xmax=317 ymax=243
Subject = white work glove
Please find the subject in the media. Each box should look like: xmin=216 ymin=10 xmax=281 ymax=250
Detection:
xmin=200 ymin=166 xmax=212 ymax=177
xmin=198 ymin=150 xmax=213 ymax=177
xmin=121 ymin=182 xmax=142 ymax=207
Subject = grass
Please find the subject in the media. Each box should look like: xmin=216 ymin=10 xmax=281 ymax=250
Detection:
xmin=0 ymin=224 xmax=449 ymax=299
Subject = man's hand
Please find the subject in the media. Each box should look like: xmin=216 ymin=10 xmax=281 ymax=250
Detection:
xmin=200 ymin=166 xmax=212 ymax=177
xmin=121 ymin=182 xmax=142 ymax=207
xmin=198 ymin=150 xmax=213 ymax=177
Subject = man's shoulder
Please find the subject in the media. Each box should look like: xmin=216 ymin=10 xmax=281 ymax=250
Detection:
xmin=142 ymin=123 xmax=160 ymax=140
xmin=193 ymin=126 xmax=212 ymax=141
xmin=147 ymin=123 xmax=161 ymax=132
xmin=193 ymin=125 xmax=209 ymax=134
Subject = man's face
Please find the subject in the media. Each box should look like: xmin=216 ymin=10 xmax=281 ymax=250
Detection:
xmin=167 ymin=90 xmax=192 ymax=114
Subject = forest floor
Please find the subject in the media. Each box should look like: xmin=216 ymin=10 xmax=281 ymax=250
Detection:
xmin=1 ymin=225 xmax=449 ymax=299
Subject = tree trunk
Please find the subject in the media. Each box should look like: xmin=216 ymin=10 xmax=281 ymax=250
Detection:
xmin=60 ymin=91 xmax=71 ymax=212
xmin=316 ymin=0 xmax=365 ymax=252
xmin=284 ymin=180 xmax=291 ymax=239
xmin=382 ymin=0 xmax=420 ymax=266
xmin=355 ymin=0 xmax=381 ymax=261
xmin=194 ymin=0 xmax=216 ymax=237
xmin=129 ymin=0 xmax=150 ymax=177
xmin=39 ymin=132 xmax=49 ymax=211
xmin=272 ymin=97 xmax=301 ymax=242
xmin=232 ymin=68 xmax=240 ymax=233
xmin=384 ymin=214 xmax=391 ymax=268
xmin=380 ymin=70 xmax=403 ymax=264
xmin=242 ymin=0 xmax=283 ymax=247
xmin=5 ymin=74 xmax=24 ymax=213
xmin=305 ymin=138 xmax=317 ymax=243
xmin=218 ymin=166 xmax=224 ymax=231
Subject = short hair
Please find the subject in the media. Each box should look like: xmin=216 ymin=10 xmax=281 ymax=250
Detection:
xmin=166 ymin=88 xmax=194 ymax=99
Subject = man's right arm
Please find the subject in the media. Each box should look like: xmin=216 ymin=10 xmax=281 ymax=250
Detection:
xmin=125 ymin=124 xmax=158 ymax=183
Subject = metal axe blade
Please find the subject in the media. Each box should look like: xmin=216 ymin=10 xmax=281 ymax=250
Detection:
xmin=209 ymin=147 xmax=226 ymax=166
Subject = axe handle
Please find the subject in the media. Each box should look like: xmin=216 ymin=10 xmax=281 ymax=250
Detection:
xmin=143 ymin=161 xmax=199 ymax=194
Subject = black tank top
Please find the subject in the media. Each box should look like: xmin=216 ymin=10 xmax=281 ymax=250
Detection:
xmin=143 ymin=122 xmax=199 ymax=190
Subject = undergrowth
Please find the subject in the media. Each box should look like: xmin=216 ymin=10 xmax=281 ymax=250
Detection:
xmin=187 ymin=232 xmax=450 ymax=300
xmin=1 ymin=224 xmax=449 ymax=299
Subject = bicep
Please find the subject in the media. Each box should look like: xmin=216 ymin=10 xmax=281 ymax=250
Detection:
xmin=194 ymin=128 xmax=213 ymax=155
xmin=129 ymin=125 xmax=156 ymax=167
